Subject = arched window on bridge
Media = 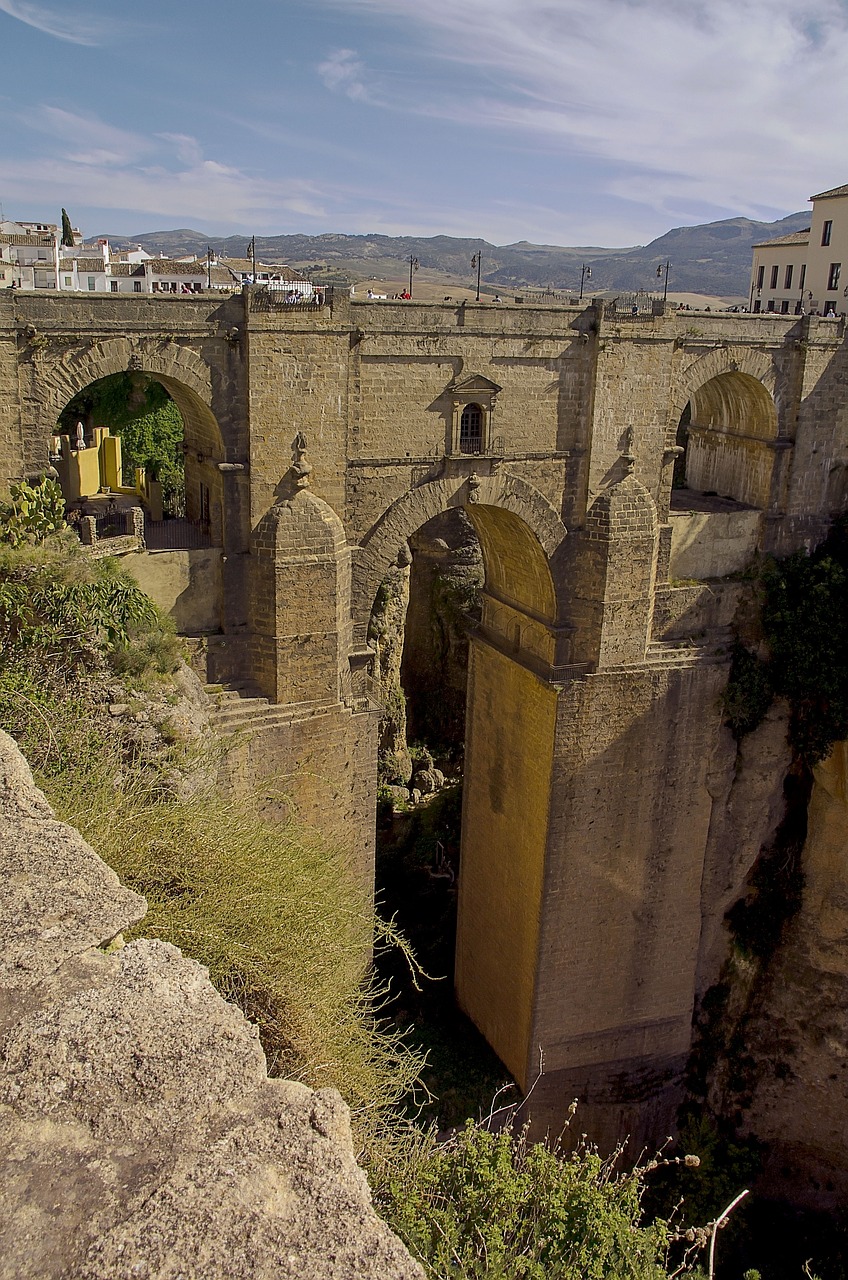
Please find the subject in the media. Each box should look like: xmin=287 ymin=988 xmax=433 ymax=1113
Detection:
xmin=459 ymin=404 xmax=484 ymax=455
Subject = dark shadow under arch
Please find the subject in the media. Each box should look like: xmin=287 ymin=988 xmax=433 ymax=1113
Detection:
xmin=680 ymin=369 xmax=779 ymax=508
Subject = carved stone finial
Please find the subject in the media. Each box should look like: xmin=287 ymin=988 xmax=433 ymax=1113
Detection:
xmin=619 ymin=425 xmax=635 ymax=473
xmin=466 ymin=472 xmax=481 ymax=503
xmin=291 ymin=432 xmax=312 ymax=488
xmin=127 ymin=351 xmax=142 ymax=372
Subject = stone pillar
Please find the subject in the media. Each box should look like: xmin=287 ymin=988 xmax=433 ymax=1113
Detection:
xmin=79 ymin=515 xmax=97 ymax=546
xmin=248 ymin=489 xmax=352 ymax=706
xmin=569 ymin=473 xmax=659 ymax=667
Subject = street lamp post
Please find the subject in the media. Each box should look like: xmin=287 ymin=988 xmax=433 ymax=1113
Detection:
xmin=407 ymin=255 xmax=419 ymax=298
xmin=579 ymin=263 xmax=592 ymax=300
xmin=471 ymin=252 xmax=482 ymax=302
xmin=656 ymin=259 xmax=670 ymax=303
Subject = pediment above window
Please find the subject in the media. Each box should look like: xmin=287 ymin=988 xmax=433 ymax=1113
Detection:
xmin=448 ymin=374 xmax=502 ymax=403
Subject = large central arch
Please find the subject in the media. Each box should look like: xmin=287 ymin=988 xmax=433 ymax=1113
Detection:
xmin=359 ymin=472 xmax=566 ymax=1086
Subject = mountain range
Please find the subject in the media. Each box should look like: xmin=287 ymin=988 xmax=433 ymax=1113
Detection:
xmin=99 ymin=211 xmax=812 ymax=299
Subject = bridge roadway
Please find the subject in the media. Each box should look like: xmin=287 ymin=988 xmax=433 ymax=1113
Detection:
xmin=2 ymin=288 xmax=845 ymax=1147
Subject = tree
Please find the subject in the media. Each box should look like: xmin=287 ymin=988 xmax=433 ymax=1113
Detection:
xmin=60 ymin=208 xmax=74 ymax=247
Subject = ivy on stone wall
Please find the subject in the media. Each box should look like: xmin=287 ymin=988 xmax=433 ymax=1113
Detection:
xmin=723 ymin=517 xmax=848 ymax=765
xmin=761 ymin=525 xmax=848 ymax=764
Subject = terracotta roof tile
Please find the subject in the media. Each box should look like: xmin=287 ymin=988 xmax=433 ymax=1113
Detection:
xmin=752 ymin=229 xmax=810 ymax=248
xmin=219 ymin=257 xmax=308 ymax=281
xmin=0 ymin=233 xmax=54 ymax=246
xmin=149 ymin=259 xmax=207 ymax=274
xmin=810 ymin=183 xmax=848 ymax=200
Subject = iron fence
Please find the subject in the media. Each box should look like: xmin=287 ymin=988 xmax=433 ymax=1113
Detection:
xmin=249 ymin=286 xmax=333 ymax=312
xmin=145 ymin=519 xmax=213 ymax=550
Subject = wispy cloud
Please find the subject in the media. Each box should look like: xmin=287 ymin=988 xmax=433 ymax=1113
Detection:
xmin=317 ymin=0 xmax=848 ymax=219
xmin=24 ymin=105 xmax=149 ymax=165
xmin=4 ymin=106 xmax=337 ymax=229
xmin=318 ymin=48 xmax=377 ymax=102
xmin=0 ymin=0 xmax=104 ymax=44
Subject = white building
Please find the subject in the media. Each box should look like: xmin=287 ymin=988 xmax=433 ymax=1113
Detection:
xmin=0 ymin=220 xmax=63 ymax=290
xmin=1 ymin=217 xmax=312 ymax=298
xmin=750 ymin=182 xmax=848 ymax=317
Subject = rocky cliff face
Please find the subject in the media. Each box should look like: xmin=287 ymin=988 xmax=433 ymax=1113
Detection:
xmin=0 ymin=729 xmax=422 ymax=1280
xmin=684 ymin=707 xmax=848 ymax=1217
xmin=735 ymin=742 xmax=848 ymax=1212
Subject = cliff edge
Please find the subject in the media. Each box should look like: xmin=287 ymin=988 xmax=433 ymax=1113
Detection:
xmin=0 ymin=729 xmax=423 ymax=1280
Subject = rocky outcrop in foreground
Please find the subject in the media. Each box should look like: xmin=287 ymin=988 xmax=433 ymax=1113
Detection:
xmin=0 ymin=730 xmax=422 ymax=1280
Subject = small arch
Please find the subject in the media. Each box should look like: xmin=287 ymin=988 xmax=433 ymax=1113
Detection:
xmin=690 ymin=370 xmax=777 ymax=442
xmin=672 ymin=364 xmax=779 ymax=509
xmin=30 ymin=337 xmax=224 ymax=462
xmin=44 ymin=342 xmax=227 ymax=543
xmin=670 ymin=347 xmax=777 ymax=431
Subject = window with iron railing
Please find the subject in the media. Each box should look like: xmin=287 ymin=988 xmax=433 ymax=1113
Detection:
xmin=459 ymin=403 xmax=483 ymax=454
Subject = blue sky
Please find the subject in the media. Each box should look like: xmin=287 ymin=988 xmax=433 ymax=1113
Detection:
xmin=1 ymin=0 xmax=846 ymax=247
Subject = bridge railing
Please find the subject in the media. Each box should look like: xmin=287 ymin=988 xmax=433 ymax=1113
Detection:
xmin=73 ymin=508 xmax=214 ymax=552
xmin=340 ymin=666 xmax=382 ymax=713
xmin=604 ymin=295 xmax=666 ymax=319
xmin=248 ymin=286 xmax=334 ymax=312
xmin=549 ymin=662 xmax=593 ymax=683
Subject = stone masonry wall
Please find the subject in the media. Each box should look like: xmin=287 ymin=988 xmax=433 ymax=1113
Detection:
xmin=0 ymin=728 xmax=419 ymax=1280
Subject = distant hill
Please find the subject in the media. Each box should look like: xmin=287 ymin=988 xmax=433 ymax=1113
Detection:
xmin=99 ymin=211 xmax=811 ymax=298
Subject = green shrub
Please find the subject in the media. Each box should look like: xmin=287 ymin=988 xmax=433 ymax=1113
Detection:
xmin=722 ymin=643 xmax=773 ymax=739
xmin=761 ymin=548 xmax=848 ymax=763
xmin=0 ymin=536 xmax=175 ymax=681
xmin=381 ymin=1120 xmax=675 ymax=1280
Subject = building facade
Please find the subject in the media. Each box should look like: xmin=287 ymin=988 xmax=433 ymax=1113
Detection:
xmin=750 ymin=182 xmax=848 ymax=317
xmin=1 ymin=218 xmax=311 ymax=296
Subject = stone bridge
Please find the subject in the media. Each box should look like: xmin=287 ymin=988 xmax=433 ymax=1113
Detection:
xmin=2 ymin=289 xmax=846 ymax=1146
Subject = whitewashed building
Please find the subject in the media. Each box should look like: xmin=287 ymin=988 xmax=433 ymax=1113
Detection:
xmin=750 ymin=182 xmax=848 ymax=318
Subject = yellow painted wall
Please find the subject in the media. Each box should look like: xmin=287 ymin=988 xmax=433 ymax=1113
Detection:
xmin=455 ymin=635 xmax=558 ymax=1087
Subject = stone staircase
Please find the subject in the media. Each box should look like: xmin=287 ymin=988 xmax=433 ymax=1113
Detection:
xmin=205 ymin=683 xmax=301 ymax=734
xmin=609 ymin=634 xmax=734 ymax=675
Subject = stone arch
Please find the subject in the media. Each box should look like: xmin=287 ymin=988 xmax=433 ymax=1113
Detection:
xmin=33 ymin=337 xmax=224 ymax=460
xmin=670 ymin=352 xmax=780 ymax=508
xmin=670 ymin=346 xmax=777 ymax=432
xmin=352 ymin=470 xmax=566 ymax=642
xmin=33 ymin=337 xmax=226 ymax=541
